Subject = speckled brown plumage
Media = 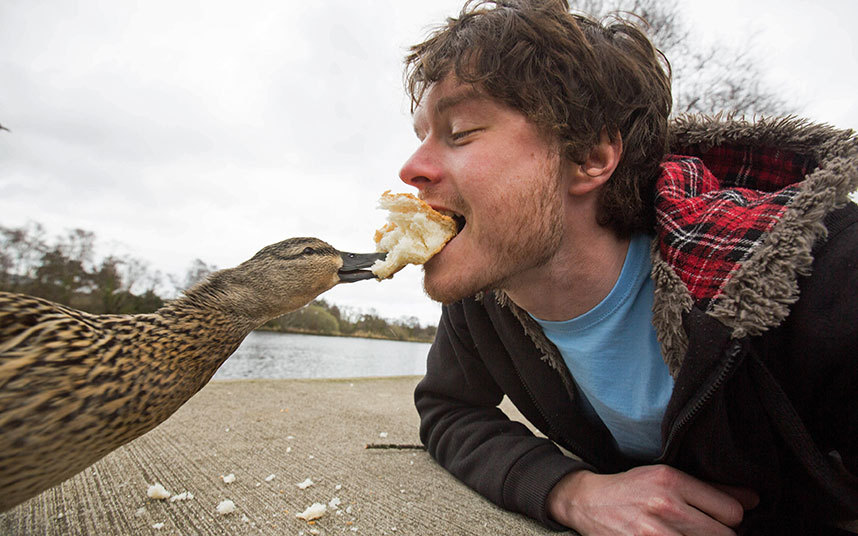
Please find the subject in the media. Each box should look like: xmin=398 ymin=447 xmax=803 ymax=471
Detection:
xmin=0 ymin=237 xmax=381 ymax=511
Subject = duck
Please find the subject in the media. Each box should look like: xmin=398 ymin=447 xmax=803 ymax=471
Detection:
xmin=0 ymin=237 xmax=384 ymax=511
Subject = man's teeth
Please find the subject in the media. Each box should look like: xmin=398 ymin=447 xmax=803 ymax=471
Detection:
xmin=436 ymin=209 xmax=466 ymax=233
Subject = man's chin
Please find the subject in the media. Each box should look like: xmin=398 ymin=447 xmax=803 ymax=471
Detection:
xmin=422 ymin=267 xmax=491 ymax=305
xmin=422 ymin=278 xmax=461 ymax=305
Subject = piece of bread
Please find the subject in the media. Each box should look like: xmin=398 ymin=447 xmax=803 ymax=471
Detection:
xmin=371 ymin=191 xmax=458 ymax=279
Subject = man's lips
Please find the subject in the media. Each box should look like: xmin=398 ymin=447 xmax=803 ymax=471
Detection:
xmin=429 ymin=204 xmax=455 ymax=218
xmin=431 ymin=205 xmax=467 ymax=233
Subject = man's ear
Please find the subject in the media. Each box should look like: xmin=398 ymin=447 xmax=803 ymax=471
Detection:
xmin=568 ymin=129 xmax=623 ymax=196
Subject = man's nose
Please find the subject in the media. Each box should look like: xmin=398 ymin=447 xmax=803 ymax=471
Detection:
xmin=399 ymin=141 xmax=440 ymax=190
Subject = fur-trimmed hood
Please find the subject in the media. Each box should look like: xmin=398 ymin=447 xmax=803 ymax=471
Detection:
xmin=497 ymin=115 xmax=858 ymax=378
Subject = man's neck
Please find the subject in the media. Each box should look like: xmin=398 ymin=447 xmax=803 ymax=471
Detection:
xmin=503 ymin=226 xmax=631 ymax=322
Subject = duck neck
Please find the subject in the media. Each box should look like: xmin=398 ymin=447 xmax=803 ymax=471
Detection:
xmin=150 ymin=276 xmax=268 ymax=380
xmin=173 ymin=268 xmax=273 ymax=328
xmin=161 ymin=294 xmax=263 ymax=351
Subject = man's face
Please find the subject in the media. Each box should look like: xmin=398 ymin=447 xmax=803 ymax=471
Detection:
xmin=399 ymin=76 xmax=568 ymax=303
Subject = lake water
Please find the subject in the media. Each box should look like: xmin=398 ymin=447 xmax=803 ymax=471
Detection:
xmin=212 ymin=330 xmax=432 ymax=380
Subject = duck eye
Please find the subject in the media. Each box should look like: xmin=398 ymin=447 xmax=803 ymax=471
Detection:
xmin=302 ymin=247 xmax=316 ymax=255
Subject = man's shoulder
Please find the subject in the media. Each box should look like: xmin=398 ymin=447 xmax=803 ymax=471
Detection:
xmin=790 ymin=201 xmax=858 ymax=336
xmin=819 ymin=201 xmax=858 ymax=249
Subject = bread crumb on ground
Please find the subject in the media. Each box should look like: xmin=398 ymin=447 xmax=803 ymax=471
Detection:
xmin=295 ymin=503 xmax=326 ymax=521
xmin=265 ymin=474 xmax=276 ymax=482
xmin=221 ymin=473 xmax=236 ymax=484
xmin=296 ymin=478 xmax=315 ymax=490
xmin=147 ymin=484 xmax=171 ymax=500
xmin=169 ymin=491 xmax=194 ymax=502
xmin=216 ymin=499 xmax=236 ymax=515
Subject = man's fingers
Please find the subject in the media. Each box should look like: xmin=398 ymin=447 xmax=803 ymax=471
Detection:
xmin=673 ymin=472 xmax=749 ymax=527
xmin=712 ymin=483 xmax=760 ymax=511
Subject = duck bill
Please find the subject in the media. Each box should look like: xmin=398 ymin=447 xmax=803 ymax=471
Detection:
xmin=338 ymin=251 xmax=386 ymax=282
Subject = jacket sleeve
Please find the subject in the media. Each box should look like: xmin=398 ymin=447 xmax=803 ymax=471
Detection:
xmin=414 ymin=302 xmax=593 ymax=530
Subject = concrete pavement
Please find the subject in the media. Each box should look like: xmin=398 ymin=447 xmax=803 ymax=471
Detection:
xmin=3 ymin=376 xmax=856 ymax=535
xmin=0 ymin=377 xmax=555 ymax=536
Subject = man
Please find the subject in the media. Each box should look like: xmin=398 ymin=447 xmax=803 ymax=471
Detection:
xmin=399 ymin=0 xmax=858 ymax=533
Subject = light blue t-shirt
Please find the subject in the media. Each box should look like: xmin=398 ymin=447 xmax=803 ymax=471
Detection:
xmin=531 ymin=234 xmax=673 ymax=460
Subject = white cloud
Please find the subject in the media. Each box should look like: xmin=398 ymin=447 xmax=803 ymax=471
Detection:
xmin=1 ymin=0 xmax=854 ymax=326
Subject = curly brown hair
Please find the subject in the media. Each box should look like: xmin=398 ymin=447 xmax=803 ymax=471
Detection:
xmin=404 ymin=0 xmax=672 ymax=236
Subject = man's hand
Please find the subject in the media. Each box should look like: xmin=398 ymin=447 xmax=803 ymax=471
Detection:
xmin=547 ymin=465 xmax=760 ymax=535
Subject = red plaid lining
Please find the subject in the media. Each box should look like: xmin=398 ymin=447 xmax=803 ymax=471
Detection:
xmin=681 ymin=144 xmax=817 ymax=192
xmin=655 ymin=152 xmax=807 ymax=309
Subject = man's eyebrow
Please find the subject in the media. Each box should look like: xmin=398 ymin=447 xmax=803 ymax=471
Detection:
xmin=412 ymin=87 xmax=485 ymax=137
xmin=434 ymin=88 xmax=484 ymax=115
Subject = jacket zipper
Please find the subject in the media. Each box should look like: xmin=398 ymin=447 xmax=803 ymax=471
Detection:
xmin=510 ymin=356 xmax=601 ymax=467
xmin=656 ymin=340 xmax=743 ymax=463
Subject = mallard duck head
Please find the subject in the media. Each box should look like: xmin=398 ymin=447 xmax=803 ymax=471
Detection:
xmin=184 ymin=237 xmax=385 ymax=321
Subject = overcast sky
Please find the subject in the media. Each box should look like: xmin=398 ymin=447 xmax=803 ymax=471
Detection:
xmin=1 ymin=0 xmax=856 ymax=326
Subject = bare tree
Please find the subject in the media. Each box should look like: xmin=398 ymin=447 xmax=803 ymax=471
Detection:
xmin=55 ymin=228 xmax=97 ymax=272
xmin=176 ymin=258 xmax=218 ymax=292
xmin=573 ymin=0 xmax=791 ymax=116
xmin=118 ymin=257 xmax=161 ymax=296
xmin=91 ymin=256 xmax=126 ymax=313
xmin=0 ymin=222 xmax=48 ymax=291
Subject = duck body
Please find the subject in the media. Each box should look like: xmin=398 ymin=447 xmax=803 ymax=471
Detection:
xmin=0 ymin=237 xmax=382 ymax=511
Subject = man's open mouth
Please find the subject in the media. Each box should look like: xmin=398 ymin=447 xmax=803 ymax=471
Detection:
xmin=440 ymin=209 xmax=467 ymax=233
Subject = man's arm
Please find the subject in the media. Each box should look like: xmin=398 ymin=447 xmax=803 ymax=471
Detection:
xmin=417 ymin=303 xmax=758 ymax=533
xmin=414 ymin=303 xmax=594 ymax=528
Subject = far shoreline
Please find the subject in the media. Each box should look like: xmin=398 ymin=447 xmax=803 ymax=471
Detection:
xmin=253 ymin=325 xmax=435 ymax=344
